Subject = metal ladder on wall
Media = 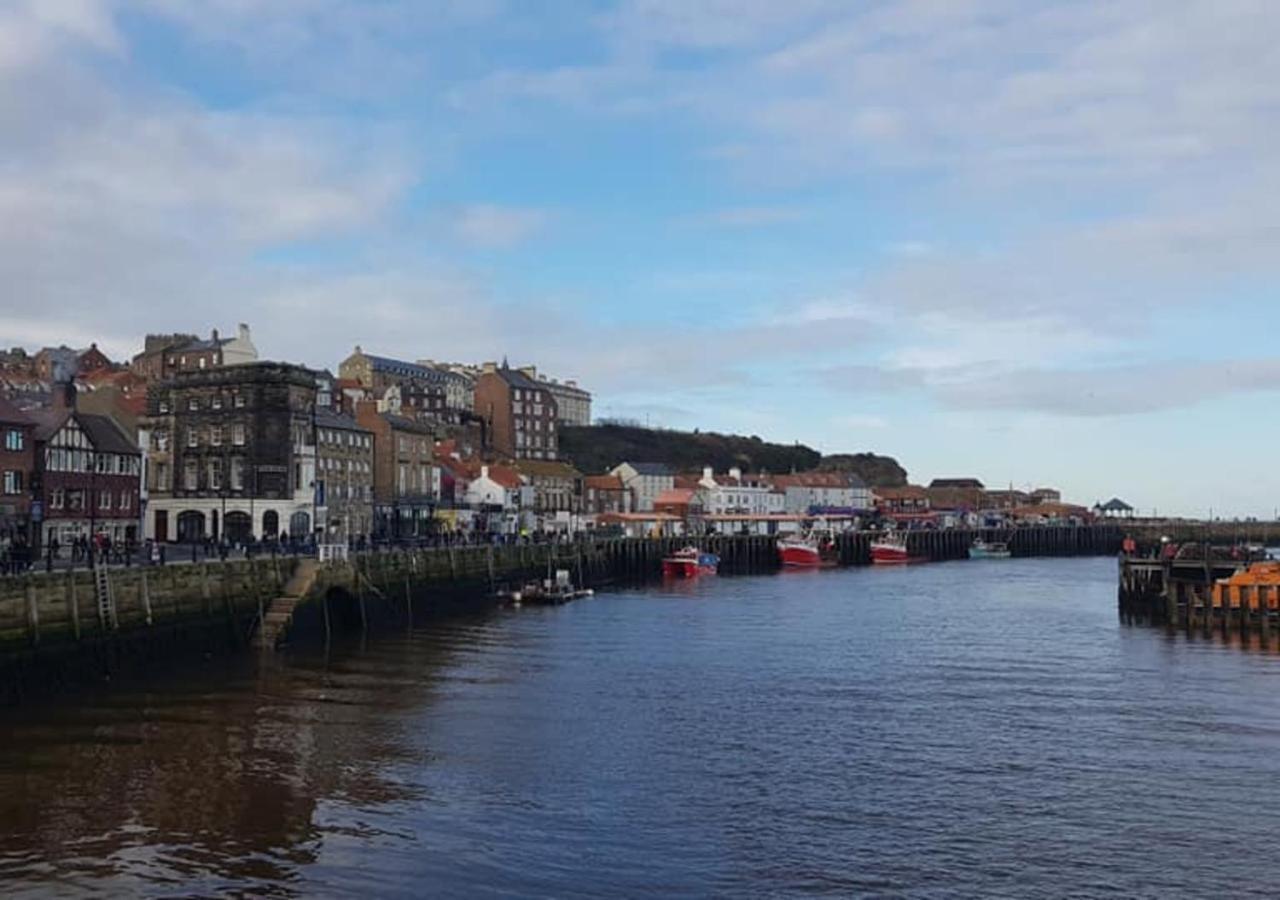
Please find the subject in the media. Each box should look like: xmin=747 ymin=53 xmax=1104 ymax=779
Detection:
xmin=93 ymin=564 xmax=117 ymax=631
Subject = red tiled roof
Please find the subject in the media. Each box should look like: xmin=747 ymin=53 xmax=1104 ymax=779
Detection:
xmin=772 ymin=472 xmax=850 ymax=488
xmin=654 ymin=488 xmax=696 ymax=505
xmin=584 ymin=474 xmax=624 ymax=491
xmin=483 ymin=465 xmax=522 ymax=489
xmin=875 ymin=485 xmax=928 ymax=500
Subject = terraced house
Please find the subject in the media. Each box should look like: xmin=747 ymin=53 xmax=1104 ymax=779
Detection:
xmin=355 ymin=400 xmax=438 ymax=539
xmin=314 ymin=409 xmax=375 ymax=542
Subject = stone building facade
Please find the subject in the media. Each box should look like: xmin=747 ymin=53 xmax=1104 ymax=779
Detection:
xmin=144 ymin=362 xmax=318 ymax=543
xmin=130 ymin=324 xmax=257 ymax=381
xmin=314 ymin=408 xmax=375 ymax=541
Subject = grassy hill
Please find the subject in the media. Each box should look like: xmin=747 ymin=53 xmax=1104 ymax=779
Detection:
xmin=559 ymin=424 xmax=908 ymax=487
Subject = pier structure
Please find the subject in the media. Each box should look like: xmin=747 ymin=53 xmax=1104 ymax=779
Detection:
xmin=1118 ymin=553 xmax=1280 ymax=633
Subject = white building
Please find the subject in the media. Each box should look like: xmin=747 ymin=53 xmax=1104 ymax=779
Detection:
xmin=697 ymin=467 xmax=785 ymax=516
xmin=464 ymin=465 xmax=525 ymax=510
xmin=771 ymin=472 xmax=873 ymax=514
xmin=611 ymin=462 xmax=674 ymax=513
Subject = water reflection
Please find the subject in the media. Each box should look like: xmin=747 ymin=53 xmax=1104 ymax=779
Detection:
xmin=0 ymin=624 xmax=497 ymax=896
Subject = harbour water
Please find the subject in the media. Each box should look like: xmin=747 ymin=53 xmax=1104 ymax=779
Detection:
xmin=3 ymin=557 xmax=1280 ymax=897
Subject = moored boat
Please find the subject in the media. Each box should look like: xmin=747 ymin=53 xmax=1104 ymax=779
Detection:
xmin=662 ymin=546 xmax=720 ymax=578
xmin=871 ymin=532 xmax=926 ymax=565
xmin=969 ymin=539 xmax=1012 ymax=560
xmin=777 ymin=533 xmax=839 ymax=568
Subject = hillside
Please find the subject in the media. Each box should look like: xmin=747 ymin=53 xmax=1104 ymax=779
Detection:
xmin=559 ymin=424 xmax=908 ymax=487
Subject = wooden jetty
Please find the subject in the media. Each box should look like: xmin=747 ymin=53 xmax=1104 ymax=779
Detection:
xmin=1118 ymin=553 xmax=1280 ymax=632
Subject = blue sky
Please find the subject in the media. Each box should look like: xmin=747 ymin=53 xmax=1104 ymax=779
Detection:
xmin=3 ymin=0 xmax=1280 ymax=517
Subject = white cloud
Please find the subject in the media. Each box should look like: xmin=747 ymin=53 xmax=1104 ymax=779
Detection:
xmin=451 ymin=205 xmax=549 ymax=248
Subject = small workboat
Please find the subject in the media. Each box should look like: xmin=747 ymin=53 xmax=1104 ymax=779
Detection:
xmin=777 ymin=533 xmax=839 ymax=568
xmin=969 ymin=539 xmax=1012 ymax=560
xmin=662 ymin=546 xmax=720 ymax=578
xmin=499 ymin=569 xmax=594 ymax=606
xmin=871 ymin=532 xmax=926 ymax=565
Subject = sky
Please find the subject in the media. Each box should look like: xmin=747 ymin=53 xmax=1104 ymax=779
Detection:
xmin=2 ymin=0 xmax=1279 ymax=518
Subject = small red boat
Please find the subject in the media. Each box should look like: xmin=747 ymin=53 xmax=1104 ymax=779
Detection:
xmin=871 ymin=533 xmax=926 ymax=565
xmin=662 ymin=547 xmax=720 ymax=578
xmin=777 ymin=533 xmax=838 ymax=568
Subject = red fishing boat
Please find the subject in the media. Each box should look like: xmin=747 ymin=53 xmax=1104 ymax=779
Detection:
xmin=870 ymin=532 xmax=926 ymax=565
xmin=662 ymin=547 xmax=720 ymax=578
xmin=777 ymin=533 xmax=838 ymax=568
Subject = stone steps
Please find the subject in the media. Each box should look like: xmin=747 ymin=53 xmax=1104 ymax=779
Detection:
xmin=255 ymin=560 xmax=319 ymax=650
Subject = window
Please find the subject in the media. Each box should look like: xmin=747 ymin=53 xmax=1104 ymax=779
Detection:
xmin=184 ymin=460 xmax=198 ymax=490
xmin=120 ymin=492 xmax=131 ymax=511
xmin=2 ymin=471 xmax=21 ymax=494
xmin=230 ymin=457 xmax=244 ymax=490
xmin=154 ymin=462 xmax=168 ymax=490
xmin=210 ymin=426 xmax=222 ymax=447
xmin=208 ymin=461 xmax=222 ymax=491
xmin=99 ymin=490 xmax=112 ymax=510
xmin=68 ymin=490 xmax=84 ymax=511
xmin=232 ymin=424 xmax=245 ymax=446
xmin=159 ymin=400 xmax=170 ymax=414
xmin=187 ymin=428 xmax=198 ymax=448
xmin=154 ymin=431 xmax=169 ymax=452
xmin=188 ymin=398 xmax=199 ymax=411
xmin=4 ymin=429 xmax=23 ymax=451
xmin=212 ymin=395 xmax=222 ymax=410
xmin=234 ymin=394 xmax=245 ymax=409
xmin=51 ymin=488 xmax=64 ymax=509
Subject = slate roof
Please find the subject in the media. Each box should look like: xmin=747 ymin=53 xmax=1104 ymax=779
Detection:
xmin=366 ymin=354 xmax=448 ymax=384
xmin=0 ymin=396 xmax=30 ymax=426
xmin=315 ymin=408 xmax=371 ymax=432
xmin=77 ymin=413 xmax=139 ymax=455
xmin=381 ymin=412 xmax=436 ymax=435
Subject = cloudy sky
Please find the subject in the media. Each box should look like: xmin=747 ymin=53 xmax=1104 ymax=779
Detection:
xmin=3 ymin=0 xmax=1278 ymax=516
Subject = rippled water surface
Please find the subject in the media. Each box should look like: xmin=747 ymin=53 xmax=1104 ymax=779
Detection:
xmin=4 ymin=557 xmax=1280 ymax=897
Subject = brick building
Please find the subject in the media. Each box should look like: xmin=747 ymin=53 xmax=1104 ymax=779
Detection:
xmin=355 ymin=401 xmax=439 ymax=539
xmin=583 ymin=474 xmax=632 ymax=515
xmin=0 ymin=397 xmax=35 ymax=542
xmin=30 ymin=387 xmax=141 ymax=549
xmin=339 ymin=348 xmax=469 ymax=422
xmin=144 ymin=362 xmax=317 ymax=543
xmin=130 ymin=325 xmax=258 ymax=381
xmin=926 ymin=478 xmax=986 ymax=511
xmin=473 ymin=363 xmax=559 ymax=460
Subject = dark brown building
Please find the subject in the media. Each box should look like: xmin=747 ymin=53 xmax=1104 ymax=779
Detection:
xmin=145 ymin=362 xmax=317 ymax=543
xmin=473 ymin=363 xmax=559 ymax=461
xmin=0 ymin=397 xmax=35 ymax=541
xmin=29 ymin=388 xmax=141 ymax=550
